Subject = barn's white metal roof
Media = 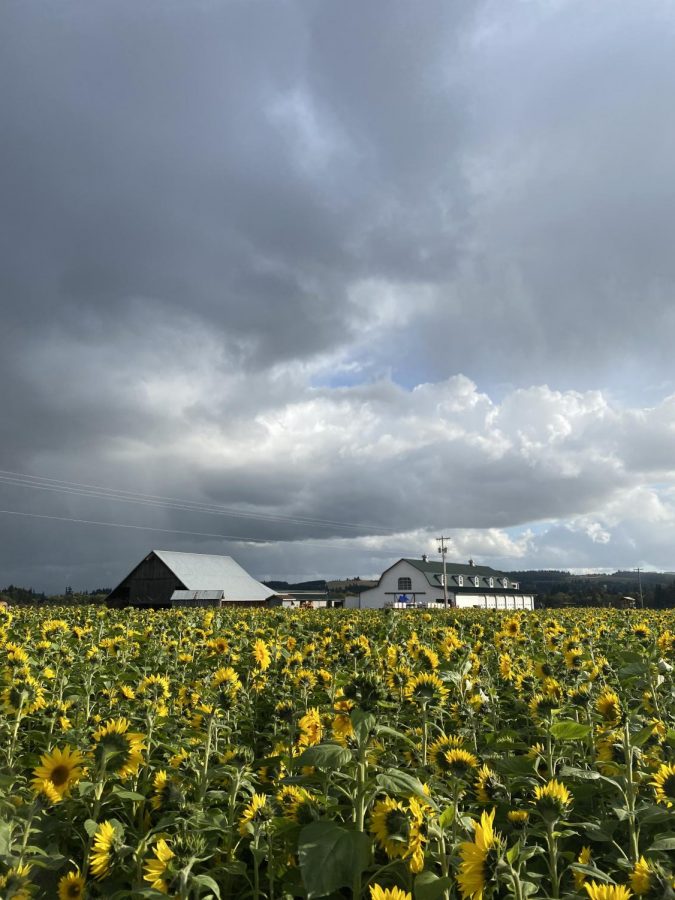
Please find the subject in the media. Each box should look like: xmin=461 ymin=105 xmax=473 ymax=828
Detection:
xmin=171 ymin=590 xmax=225 ymax=601
xmin=154 ymin=550 xmax=278 ymax=602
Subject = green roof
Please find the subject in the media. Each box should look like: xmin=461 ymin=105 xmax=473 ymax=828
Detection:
xmin=400 ymin=558 xmax=519 ymax=592
xmin=403 ymin=558 xmax=504 ymax=578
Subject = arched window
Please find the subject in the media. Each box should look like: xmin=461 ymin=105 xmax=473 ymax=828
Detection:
xmin=457 ymin=575 xmax=464 ymax=586
xmin=474 ymin=576 xmax=480 ymax=588
xmin=398 ymin=577 xmax=412 ymax=592
xmin=489 ymin=577 xmax=494 ymax=588
xmin=502 ymin=578 xmax=509 ymax=589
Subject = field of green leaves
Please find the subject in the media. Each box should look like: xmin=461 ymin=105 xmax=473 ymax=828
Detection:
xmin=1 ymin=605 xmax=674 ymax=900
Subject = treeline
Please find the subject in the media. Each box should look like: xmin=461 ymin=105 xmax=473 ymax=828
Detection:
xmin=0 ymin=585 xmax=110 ymax=607
xmin=507 ymin=571 xmax=675 ymax=609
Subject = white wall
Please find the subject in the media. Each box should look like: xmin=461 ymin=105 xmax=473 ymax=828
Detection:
xmin=455 ymin=593 xmax=535 ymax=610
xmin=358 ymin=560 xmax=438 ymax=608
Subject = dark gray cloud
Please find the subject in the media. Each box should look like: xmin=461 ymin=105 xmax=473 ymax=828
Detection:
xmin=3 ymin=0 xmax=675 ymax=590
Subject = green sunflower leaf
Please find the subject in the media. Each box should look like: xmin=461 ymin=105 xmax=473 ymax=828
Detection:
xmin=298 ymin=821 xmax=371 ymax=898
xmin=414 ymin=871 xmax=454 ymax=900
xmin=549 ymin=721 xmax=591 ymax=740
xmin=296 ymin=743 xmax=352 ymax=770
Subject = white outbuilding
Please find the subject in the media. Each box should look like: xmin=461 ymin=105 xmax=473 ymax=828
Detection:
xmin=351 ymin=557 xmax=535 ymax=610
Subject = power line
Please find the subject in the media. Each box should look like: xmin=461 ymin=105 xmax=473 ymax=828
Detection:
xmin=0 ymin=508 xmax=270 ymax=542
xmin=0 ymin=507 xmax=388 ymax=551
xmin=0 ymin=468 xmax=394 ymax=534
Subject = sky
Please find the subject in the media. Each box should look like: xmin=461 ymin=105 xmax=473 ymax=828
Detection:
xmin=3 ymin=0 xmax=675 ymax=592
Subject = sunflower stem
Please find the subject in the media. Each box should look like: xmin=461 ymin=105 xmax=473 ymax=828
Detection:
xmin=622 ymin=717 xmax=640 ymax=863
xmin=18 ymin=802 xmax=36 ymax=866
xmin=545 ymin=821 xmax=560 ymax=899
xmin=7 ymin=693 xmax=25 ymax=769
xmin=422 ymin=707 xmax=429 ymax=766
xmin=198 ymin=710 xmax=216 ymax=802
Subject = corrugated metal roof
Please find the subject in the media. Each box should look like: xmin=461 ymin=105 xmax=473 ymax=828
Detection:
xmin=171 ymin=590 xmax=225 ymax=601
xmin=154 ymin=550 xmax=278 ymax=602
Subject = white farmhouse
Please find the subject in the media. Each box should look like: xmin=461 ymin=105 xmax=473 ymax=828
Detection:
xmin=352 ymin=557 xmax=535 ymax=610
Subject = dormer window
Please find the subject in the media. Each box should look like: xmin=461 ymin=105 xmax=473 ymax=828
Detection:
xmin=502 ymin=578 xmax=509 ymax=589
xmin=489 ymin=577 xmax=494 ymax=588
xmin=457 ymin=575 xmax=464 ymax=587
xmin=474 ymin=576 xmax=480 ymax=587
xmin=398 ymin=577 xmax=412 ymax=592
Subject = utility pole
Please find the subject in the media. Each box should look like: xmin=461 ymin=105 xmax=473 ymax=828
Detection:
xmin=437 ymin=536 xmax=450 ymax=609
xmin=635 ymin=568 xmax=644 ymax=609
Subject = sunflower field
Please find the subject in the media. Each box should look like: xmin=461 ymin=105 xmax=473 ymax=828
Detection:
xmin=1 ymin=606 xmax=675 ymax=900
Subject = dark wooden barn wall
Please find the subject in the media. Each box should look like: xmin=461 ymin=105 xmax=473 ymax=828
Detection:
xmin=108 ymin=554 xmax=185 ymax=608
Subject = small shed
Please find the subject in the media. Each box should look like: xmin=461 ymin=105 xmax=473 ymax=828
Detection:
xmin=106 ymin=549 xmax=281 ymax=609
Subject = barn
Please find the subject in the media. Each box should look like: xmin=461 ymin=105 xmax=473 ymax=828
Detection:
xmin=106 ymin=549 xmax=281 ymax=609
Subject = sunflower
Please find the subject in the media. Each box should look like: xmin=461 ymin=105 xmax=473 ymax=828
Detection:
xmin=443 ymin=748 xmax=479 ymax=781
xmin=506 ymin=810 xmax=529 ymax=828
xmin=347 ymin=635 xmax=371 ymax=660
xmin=533 ymin=779 xmax=572 ymax=823
xmin=143 ymin=839 xmax=175 ymax=894
xmin=370 ymin=887 xmax=412 ymax=900
xmin=428 ymin=733 xmax=463 ymax=766
xmin=150 ymin=770 xmax=172 ymax=810
xmin=404 ymin=672 xmax=448 ymax=706
xmin=138 ymin=674 xmax=171 ymax=701
xmin=252 ymin=638 xmax=272 ymax=671
xmin=92 ymin=718 xmax=145 ymax=777
xmin=596 ymin=689 xmax=622 ymax=726
xmin=2 ymin=673 xmax=46 ymax=716
xmin=386 ymin=665 xmax=413 ymax=693
xmin=456 ymin=808 xmax=502 ymax=900
xmin=274 ymin=699 xmax=295 ymax=722
xmin=0 ymin=864 xmax=32 ymax=900
xmin=277 ymin=784 xmax=307 ymax=815
xmin=276 ymin=785 xmax=317 ymax=824
xmin=89 ymin=821 xmax=118 ymax=880
xmin=596 ymin=734 xmax=627 ymax=775
xmin=169 ymin=747 xmax=190 ymax=769
xmin=316 ymin=668 xmax=332 ymax=687
xmin=583 ymin=883 xmax=632 ymax=900
xmin=503 ymin=616 xmax=521 ymax=637
xmin=332 ymin=708 xmax=355 ymax=746
xmin=574 ymin=846 xmax=592 ymax=890
xmin=650 ymin=762 xmax=675 ymax=808
xmin=528 ymin=693 xmax=559 ymax=720
xmin=239 ymin=793 xmax=271 ymax=836
xmin=31 ymin=745 xmax=84 ymax=802
xmin=534 ymin=660 xmax=555 ymax=680
xmin=58 ymin=869 xmax=86 ymax=900
xmin=369 ymin=796 xmax=426 ymax=873
xmin=499 ymin=654 xmax=514 ymax=680
xmin=629 ymin=857 xmax=651 ymax=896
xmin=417 ymin=647 xmax=440 ymax=671
xmin=213 ymin=666 xmax=242 ymax=694
xmin=293 ymin=668 xmax=317 ymax=690
xmin=298 ymin=708 xmax=323 ymax=747
xmin=570 ymin=685 xmax=592 ymax=707
xmin=564 ymin=648 xmax=584 ymax=670
xmin=4 ymin=642 xmax=30 ymax=667
xmin=475 ymin=765 xmax=501 ymax=803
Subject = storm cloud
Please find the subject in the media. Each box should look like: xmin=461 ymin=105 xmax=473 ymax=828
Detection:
xmin=2 ymin=0 xmax=675 ymax=591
